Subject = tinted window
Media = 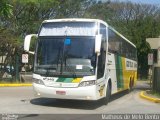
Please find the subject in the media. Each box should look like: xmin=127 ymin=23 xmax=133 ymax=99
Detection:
xmin=97 ymin=24 xmax=107 ymax=78
xmin=108 ymin=28 xmax=137 ymax=60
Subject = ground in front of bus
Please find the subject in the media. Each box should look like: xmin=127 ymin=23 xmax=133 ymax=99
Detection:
xmin=0 ymin=81 xmax=159 ymax=114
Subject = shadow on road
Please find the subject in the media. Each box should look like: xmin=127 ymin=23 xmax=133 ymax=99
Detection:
xmin=30 ymin=98 xmax=103 ymax=110
xmin=110 ymin=90 xmax=130 ymax=102
xmin=30 ymin=91 xmax=131 ymax=110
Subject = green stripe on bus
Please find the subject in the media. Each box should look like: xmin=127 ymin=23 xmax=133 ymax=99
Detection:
xmin=63 ymin=78 xmax=73 ymax=83
xmin=56 ymin=78 xmax=73 ymax=83
xmin=115 ymin=55 xmax=124 ymax=89
xmin=119 ymin=57 xmax=124 ymax=88
xmin=56 ymin=78 xmax=66 ymax=82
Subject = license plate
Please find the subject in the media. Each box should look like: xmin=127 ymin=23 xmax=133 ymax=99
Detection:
xmin=56 ymin=91 xmax=66 ymax=95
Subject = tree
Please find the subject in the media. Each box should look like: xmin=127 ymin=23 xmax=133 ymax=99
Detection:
xmin=84 ymin=1 xmax=160 ymax=78
xmin=0 ymin=0 xmax=92 ymax=80
xmin=1 ymin=0 xmax=160 ymax=80
xmin=0 ymin=0 xmax=13 ymax=18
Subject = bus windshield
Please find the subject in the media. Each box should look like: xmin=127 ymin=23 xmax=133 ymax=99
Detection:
xmin=34 ymin=36 xmax=96 ymax=77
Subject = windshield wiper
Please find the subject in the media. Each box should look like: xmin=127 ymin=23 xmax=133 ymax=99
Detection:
xmin=56 ymin=45 xmax=64 ymax=74
xmin=35 ymin=65 xmax=58 ymax=76
xmin=37 ymin=65 xmax=57 ymax=69
xmin=57 ymin=47 xmax=61 ymax=71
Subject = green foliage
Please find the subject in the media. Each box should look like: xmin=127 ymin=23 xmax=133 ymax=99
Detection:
xmin=84 ymin=2 xmax=160 ymax=78
xmin=0 ymin=0 xmax=13 ymax=18
xmin=0 ymin=0 xmax=89 ymax=80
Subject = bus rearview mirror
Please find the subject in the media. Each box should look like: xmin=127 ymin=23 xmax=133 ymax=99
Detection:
xmin=24 ymin=34 xmax=37 ymax=54
xmin=95 ymin=35 xmax=102 ymax=54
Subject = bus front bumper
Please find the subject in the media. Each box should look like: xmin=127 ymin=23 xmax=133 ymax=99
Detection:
xmin=33 ymin=83 xmax=99 ymax=100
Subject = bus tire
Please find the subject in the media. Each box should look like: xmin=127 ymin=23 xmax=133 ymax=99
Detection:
xmin=102 ymin=83 xmax=111 ymax=105
xmin=129 ymin=79 xmax=134 ymax=92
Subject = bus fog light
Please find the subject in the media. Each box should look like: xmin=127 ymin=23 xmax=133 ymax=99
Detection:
xmin=79 ymin=80 xmax=96 ymax=87
xmin=86 ymin=96 xmax=91 ymax=99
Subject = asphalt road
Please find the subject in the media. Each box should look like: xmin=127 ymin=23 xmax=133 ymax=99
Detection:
xmin=0 ymin=81 xmax=159 ymax=120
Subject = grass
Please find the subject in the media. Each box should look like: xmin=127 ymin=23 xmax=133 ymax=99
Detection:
xmin=137 ymin=79 xmax=150 ymax=81
xmin=146 ymin=90 xmax=160 ymax=99
xmin=152 ymin=91 xmax=160 ymax=98
xmin=0 ymin=79 xmax=23 ymax=84
xmin=0 ymin=81 xmax=21 ymax=84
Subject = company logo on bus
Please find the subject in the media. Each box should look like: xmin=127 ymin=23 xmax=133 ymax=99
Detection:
xmin=126 ymin=59 xmax=137 ymax=70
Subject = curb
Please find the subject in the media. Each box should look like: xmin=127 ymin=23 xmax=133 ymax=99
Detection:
xmin=140 ymin=91 xmax=160 ymax=103
xmin=0 ymin=84 xmax=32 ymax=87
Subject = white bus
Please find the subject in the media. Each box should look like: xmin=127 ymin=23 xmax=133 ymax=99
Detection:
xmin=24 ymin=18 xmax=137 ymax=104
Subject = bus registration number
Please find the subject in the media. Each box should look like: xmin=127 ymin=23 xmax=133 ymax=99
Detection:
xmin=56 ymin=91 xmax=66 ymax=95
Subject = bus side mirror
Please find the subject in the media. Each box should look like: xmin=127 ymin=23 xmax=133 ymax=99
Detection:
xmin=95 ymin=34 xmax=102 ymax=54
xmin=24 ymin=34 xmax=38 ymax=54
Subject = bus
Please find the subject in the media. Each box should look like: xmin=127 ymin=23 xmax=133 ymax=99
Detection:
xmin=24 ymin=18 xmax=137 ymax=104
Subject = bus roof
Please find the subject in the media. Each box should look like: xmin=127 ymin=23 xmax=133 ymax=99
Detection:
xmin=43 ymin=18 xmax=108 ymax=26
xmin=109 ymin=26 xmax=136 ymax=48
xmin=42 ymin=18 xmax=136 ymax=48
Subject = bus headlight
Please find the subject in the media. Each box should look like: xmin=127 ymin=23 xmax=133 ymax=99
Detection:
xmin=32 ymin=78 xmax=45 ymax=85
xmin=79 ymin=80 xmax=96 ymax=87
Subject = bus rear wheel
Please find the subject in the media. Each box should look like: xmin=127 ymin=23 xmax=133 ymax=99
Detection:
xmin=129 ymin=79 xmax=134 ymax=92
xmin=102 ymin=83 xmax=111 ymax=105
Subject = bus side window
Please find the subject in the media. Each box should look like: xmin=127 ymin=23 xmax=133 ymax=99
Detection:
xmin=97 ymin=24 xmax=107 ymax=79
xmin=108 ymin=28 xmax=120 ymax=54
xmin=108 ymin=29 xmax=115 ymax=53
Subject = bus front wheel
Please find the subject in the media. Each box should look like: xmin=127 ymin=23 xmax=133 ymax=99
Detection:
xmin=102 ymin=83 xmax=111 ymax=105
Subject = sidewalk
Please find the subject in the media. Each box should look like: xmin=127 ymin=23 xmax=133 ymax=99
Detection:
xmin=137 ymin=80 xmax=160 ymax=103
xmin=0 ymin=83 xmax=32 ymax=87
xmin=140 ymin=90 xmax=160 ymax=103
